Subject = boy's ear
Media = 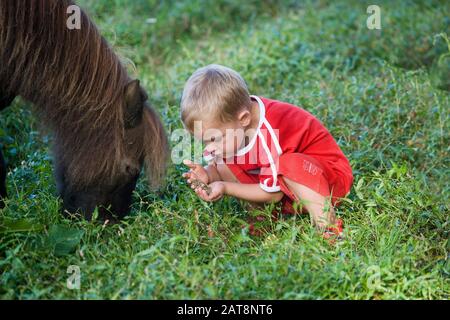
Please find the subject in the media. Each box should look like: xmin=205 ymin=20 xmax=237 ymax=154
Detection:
xmin=238 ymin=110 xmax=252 ymax=127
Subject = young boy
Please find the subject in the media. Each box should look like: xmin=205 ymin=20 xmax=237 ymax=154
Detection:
xmin=181 ymin=64 xmax=353 ymax=237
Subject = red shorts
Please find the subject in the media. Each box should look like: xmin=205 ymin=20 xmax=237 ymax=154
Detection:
xmin=226 ymin=153 xmax=352 ymax=215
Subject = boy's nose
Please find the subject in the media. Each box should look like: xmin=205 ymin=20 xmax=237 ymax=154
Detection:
xmin=203 ymin=149 xmax=216 ymax=162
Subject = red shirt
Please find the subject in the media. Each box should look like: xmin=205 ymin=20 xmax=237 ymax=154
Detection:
xmin=218 ymin=96 xmax=353 ymax=194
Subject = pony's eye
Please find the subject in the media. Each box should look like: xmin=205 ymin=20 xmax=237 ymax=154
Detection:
xmin=125 ymin=165 xmax=133 ymax=175
xmin=210 ymin=137 xmax=216 ymax=142
xmin=125 ymin=165 xmax=140 ymax=178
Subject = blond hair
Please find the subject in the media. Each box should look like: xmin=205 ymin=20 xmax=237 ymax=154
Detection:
xmin=181 ymin=64 xmax=252 ymax=131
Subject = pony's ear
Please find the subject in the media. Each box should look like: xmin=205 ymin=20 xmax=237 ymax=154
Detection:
xmin=124 ymin=79 xmax=144 ymax=129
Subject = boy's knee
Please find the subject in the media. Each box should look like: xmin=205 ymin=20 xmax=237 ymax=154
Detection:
xmin=283 ymin=177 xmax=329 ymax=202
xmin=271 ymin=192 xmax=284 ymax=203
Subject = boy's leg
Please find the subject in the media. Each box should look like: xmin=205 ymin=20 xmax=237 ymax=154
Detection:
xmin=217 ymin=164 xmax=276 ymax=237
xmin=283 ymin=177 xmax=336 ymax=230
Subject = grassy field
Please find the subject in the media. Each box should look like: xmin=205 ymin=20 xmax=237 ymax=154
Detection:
xmin=0 ymin=0 xmax=449 ymax=299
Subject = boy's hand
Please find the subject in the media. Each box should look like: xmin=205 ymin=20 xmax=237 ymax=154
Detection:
xmin=195 ymin=181 xmax=225 ymax=202
xmin=182 ymin=159 xmax=209 ymax=185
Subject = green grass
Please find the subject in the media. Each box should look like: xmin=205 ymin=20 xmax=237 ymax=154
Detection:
xmin=0 ymin=0 xmax=449 ymax=299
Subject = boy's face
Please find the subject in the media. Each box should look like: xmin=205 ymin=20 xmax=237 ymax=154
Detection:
xmin=193 ymin=110 xmax=253 ymax=161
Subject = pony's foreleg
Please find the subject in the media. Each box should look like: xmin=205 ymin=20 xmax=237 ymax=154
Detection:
xmin=0 ymin=92 xmax=15 ymax=207
xmin=0 ymin=93 xmax=15 ymax=111
xmin=0 ymin=149 xmax=7 ymax=208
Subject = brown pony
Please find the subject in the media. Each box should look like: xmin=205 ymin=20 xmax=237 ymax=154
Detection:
xmin=0 ymin=0 xmax=168 ymax=221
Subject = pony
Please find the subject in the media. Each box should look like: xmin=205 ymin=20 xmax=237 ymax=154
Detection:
xmin=0 ymin=0 xmax=168 ymax=222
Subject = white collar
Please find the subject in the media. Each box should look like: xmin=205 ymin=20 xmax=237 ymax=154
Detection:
xmin=235 ymin=95 xmax=266 ymax=156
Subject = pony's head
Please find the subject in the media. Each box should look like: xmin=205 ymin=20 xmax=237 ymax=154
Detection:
xmin=53 ymin=80 xmax=168 ymax=222
xmin=0 ymin=0 xmax=168 ymax=222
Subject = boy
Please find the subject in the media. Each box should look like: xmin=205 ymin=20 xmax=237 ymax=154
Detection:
xmin=181 ymin=64 xmax=353 ymax=237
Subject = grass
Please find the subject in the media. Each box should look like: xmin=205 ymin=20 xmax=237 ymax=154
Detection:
xmin=0 ymin=0 xmax=449 ymax=299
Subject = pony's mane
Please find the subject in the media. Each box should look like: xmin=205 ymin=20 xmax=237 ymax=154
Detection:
xmin=0 ymin=0 xmax=167 ymax=189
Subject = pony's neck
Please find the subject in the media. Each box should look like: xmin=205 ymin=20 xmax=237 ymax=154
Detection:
xmin=1 ymin=0 xmax=130 ymax=187
xmin=2 ymin=0 xmax=128 ymax=130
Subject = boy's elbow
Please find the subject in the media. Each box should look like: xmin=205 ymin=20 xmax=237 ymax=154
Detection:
xmin=268 ymin=192 xmax=284 ymax=203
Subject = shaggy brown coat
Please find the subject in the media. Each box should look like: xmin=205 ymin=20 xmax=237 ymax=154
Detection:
xmin=0 ymin=0 xmax=167 ymax=192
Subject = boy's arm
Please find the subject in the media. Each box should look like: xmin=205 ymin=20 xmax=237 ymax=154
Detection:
xmin=223 ymin=182 xmax=284 ymax=203
xmin=205 ymin=163 xmax=221 ymax=183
